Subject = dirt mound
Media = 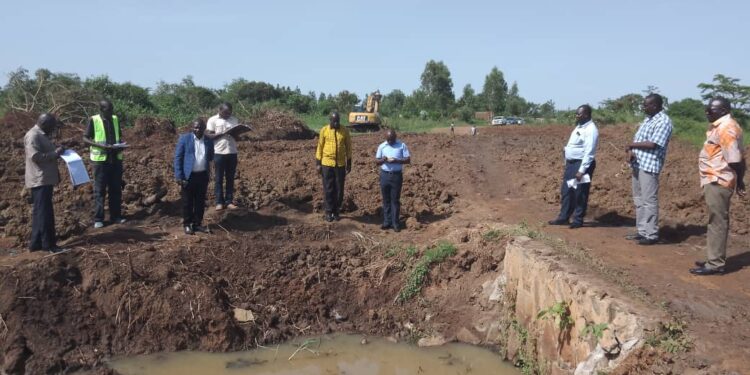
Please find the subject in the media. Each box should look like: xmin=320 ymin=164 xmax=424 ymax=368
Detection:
xmin=247 ymin=109 xmax=315 ymax=141
xmin=0 ymin=112 xmax=39 ymax=141
xmin=130 ymin=117 xmax=176 ymax=140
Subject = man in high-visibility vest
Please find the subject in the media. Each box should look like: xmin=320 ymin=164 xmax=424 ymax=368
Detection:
xmin=315 ymin=112 xmax=352 ymax=222
xmin=83 ymin=100 xmax=127 ymax=228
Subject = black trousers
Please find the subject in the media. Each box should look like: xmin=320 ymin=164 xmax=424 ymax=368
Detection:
xmin=214 ymin=154 xmax=237 ymax=205
xmin=93 ymin=161 xmax=123 ymax=221
xmin=321 ymin=166 xmax=346 ymax=214
xmin=182 ymin=171 xmax=209 ymax=226
xmin=380 ymin=170 xmax=403 ymax=227
xmin=556 ymin=159 xmax=596 ymax=225
xmin=30 ymin=185 xmax=55 ymax=250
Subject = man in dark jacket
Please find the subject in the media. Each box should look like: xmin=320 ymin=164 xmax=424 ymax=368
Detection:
xmin=174 ymin=119 xmax=214 ymax=234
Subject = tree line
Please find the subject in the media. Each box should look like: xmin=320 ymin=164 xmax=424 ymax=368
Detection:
xmin=0 ymin=64 xmax=748 ymax=131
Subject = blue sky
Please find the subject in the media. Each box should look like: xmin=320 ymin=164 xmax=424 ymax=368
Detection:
xmin=1 ymin=0 xmax=747 ymax=109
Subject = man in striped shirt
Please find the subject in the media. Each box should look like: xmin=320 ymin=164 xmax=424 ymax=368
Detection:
xmin=690 ymin=97 xmax=745 ymax=275
xmin=626 ymin=94 xmax=673 ymax=245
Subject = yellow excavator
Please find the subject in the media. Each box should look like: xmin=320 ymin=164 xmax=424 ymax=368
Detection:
xmin=348 ymin=90 xmax=382 ymax=132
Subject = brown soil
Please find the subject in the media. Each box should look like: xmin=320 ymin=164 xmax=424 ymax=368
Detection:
xmin=2 ymin=118 xmax=750 ymax=374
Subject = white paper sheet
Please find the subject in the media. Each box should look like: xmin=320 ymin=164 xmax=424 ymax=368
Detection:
xmin=59 ymin=150 xmax=90 ymax=187
xmin=566 ymin=174 xmax=591 ymax=189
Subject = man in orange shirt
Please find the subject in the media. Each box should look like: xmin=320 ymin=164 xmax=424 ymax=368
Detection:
xmin=690 ymin=97 xmax=746 ymax=275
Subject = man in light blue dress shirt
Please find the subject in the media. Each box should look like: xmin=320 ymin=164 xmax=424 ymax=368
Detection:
xmin=376 ymin=130 xmax=411 ymax=232
xmin=548 ymin=105 xmax=599 ymax=229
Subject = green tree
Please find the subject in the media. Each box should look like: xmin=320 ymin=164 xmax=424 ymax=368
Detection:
xmin=419 ymin=60 xmax=455 ymax=114
xmin=152 ymin=76 xmax=219 ymax=126
xmin=539 ymin=100 xmax=556 ymax=118
xmin=482 ymin=67 xmax=508 ymax=114
xmin=2 ymin=67 xmax=95 ymax=123
xmin=84 ymin=75 xmax=155 ymax=124
xmin=698 ymin=74 xmax=750 ymax=115
xmin=600 ymin=93 xmax=643 ymax=115
xmin=381 ymin=89 xmax=406 ymax=116
xmin=222 ymin=79 xmax=281 ymax=105
xmin=333 ymin=90 xmax=359 ymax=113
xmin=506 ymin=81 xmax=528 ymax=116
xmin=668 ymin=98 xmax=705 ymax=122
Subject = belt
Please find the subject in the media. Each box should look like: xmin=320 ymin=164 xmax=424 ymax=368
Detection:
xmin=566 ymin=159 xmax=582 ymax=164
xmin=381 ymin=170 xmax=402 ymax=175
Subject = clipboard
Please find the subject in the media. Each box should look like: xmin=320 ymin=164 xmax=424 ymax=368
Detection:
xmin=220 ymin=124 xmax=252 ymax=138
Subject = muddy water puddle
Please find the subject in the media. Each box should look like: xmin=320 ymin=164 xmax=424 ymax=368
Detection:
xmin=108 ymin=334 xmax=518 ymax=374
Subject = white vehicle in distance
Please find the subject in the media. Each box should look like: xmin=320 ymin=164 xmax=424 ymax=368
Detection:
xmin=491 ymin=116 xmax=509 ymax=126
xmin=505 ymin=117 xmax=525 ymax=125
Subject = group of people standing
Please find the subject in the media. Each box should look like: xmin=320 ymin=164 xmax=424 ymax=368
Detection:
xmin=548 ymin=93 xmax=745 ymax=276
xmin=22 ymin=94 xmax=747 ymax=276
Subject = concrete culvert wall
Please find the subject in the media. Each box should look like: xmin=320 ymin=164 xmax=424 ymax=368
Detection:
xmin=486 ymin=236 xmax=664 ymax=374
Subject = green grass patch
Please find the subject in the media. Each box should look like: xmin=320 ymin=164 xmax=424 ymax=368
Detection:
xmin=397 ymin=241 xmax=457 ymax=302
xmin=482 ymin=229 xmax=503 ymax=242
xmin=645 ymin=320 xmax=692 ymax=353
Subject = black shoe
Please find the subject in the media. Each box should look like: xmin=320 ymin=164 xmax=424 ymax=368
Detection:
xmin=569 ymin=222 xmax=583 ymax=229
xmin=689 ymin=266 xmax=725 ymax=276
xmin=333 ymin=213 xmax=341 ymax=221
xmin=625 ymin=233 xmax=645 ymax=241
xmin=393 ymin=225 xmax=401 ymax=233
xmin=325 ymin=213 xmax=334 ymax=222
xmin=637 ymin=237 xmax=658 ymax=245
xmin=193 ymin=225 xmax=211 ymax=234
xmin=381 ymin=224 xmax=391 ymax=230
xmin=548 ymin=219 xmax=569 ymax=226
xmin=184 ymin=225 xmax=194 ymax=235
xmin=694 ymin=260 xmax=706 ymax=268
xmin=47 ymin=247 xmax=69 ymax=254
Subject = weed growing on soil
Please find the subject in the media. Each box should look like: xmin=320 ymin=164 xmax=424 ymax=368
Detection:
xmin=646 ymin=320 xmax=693 ymax=353
xmin=581 ymin=322 xmax=609 ymax=341
xmin=396 ymin=241 xmax=457 ymax=302
xmin=537 ymin=301 xmax=574 ymax=331
xmin=482 ymin=229 xmax=502 ymax=242
xmin=511 ymin=320 xmax=541 ymax=375
xmin=405 ymin=245 xmax=418 ymax=258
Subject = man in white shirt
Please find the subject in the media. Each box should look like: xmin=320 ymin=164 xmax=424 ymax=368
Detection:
xmin=206 ymin=102 xmax=239 ymax=210
xmin=548 ymin=105 xmax=599 ymax=229
xmin=375 ymin=129 xmax=411 ymax=232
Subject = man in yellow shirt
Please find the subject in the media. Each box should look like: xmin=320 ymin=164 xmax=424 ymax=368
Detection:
xmin=315 ymin=112 xmax=352 ymax=222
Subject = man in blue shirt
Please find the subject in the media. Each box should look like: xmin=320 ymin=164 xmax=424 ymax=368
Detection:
xmin=376 ymin=130 xmax=411 ymax=232
xmin=626 ymin=94 xmax=673 ymax=245
xmin=548 ymin=105 xmax=599 ymax=229
xmin=174 ymin=119 xmax=214 ymax=235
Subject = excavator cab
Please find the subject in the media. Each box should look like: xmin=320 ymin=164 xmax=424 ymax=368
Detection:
xmin=348 ymin=90 xmax=382 ymax=132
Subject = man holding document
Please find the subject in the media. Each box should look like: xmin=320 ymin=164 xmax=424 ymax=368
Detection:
xmin=83 ymin=100 xmax=127 ymax=229
xmin=206 ymin=102 xmax=246 ymax=210
xmin=24 ymin=113 xmax=66 ymax=253
xmin=376 ymin=129 xmax=410 ymax=232
xmin=548 ymin=104 xmax=598 ymax=229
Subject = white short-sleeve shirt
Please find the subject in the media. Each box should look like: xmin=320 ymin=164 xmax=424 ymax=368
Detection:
xmin=206 ymin=114 xmax=239 ymax=155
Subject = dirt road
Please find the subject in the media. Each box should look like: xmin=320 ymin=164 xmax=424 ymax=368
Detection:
xmin=1 ymin=116 xmax=749 ymax=374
